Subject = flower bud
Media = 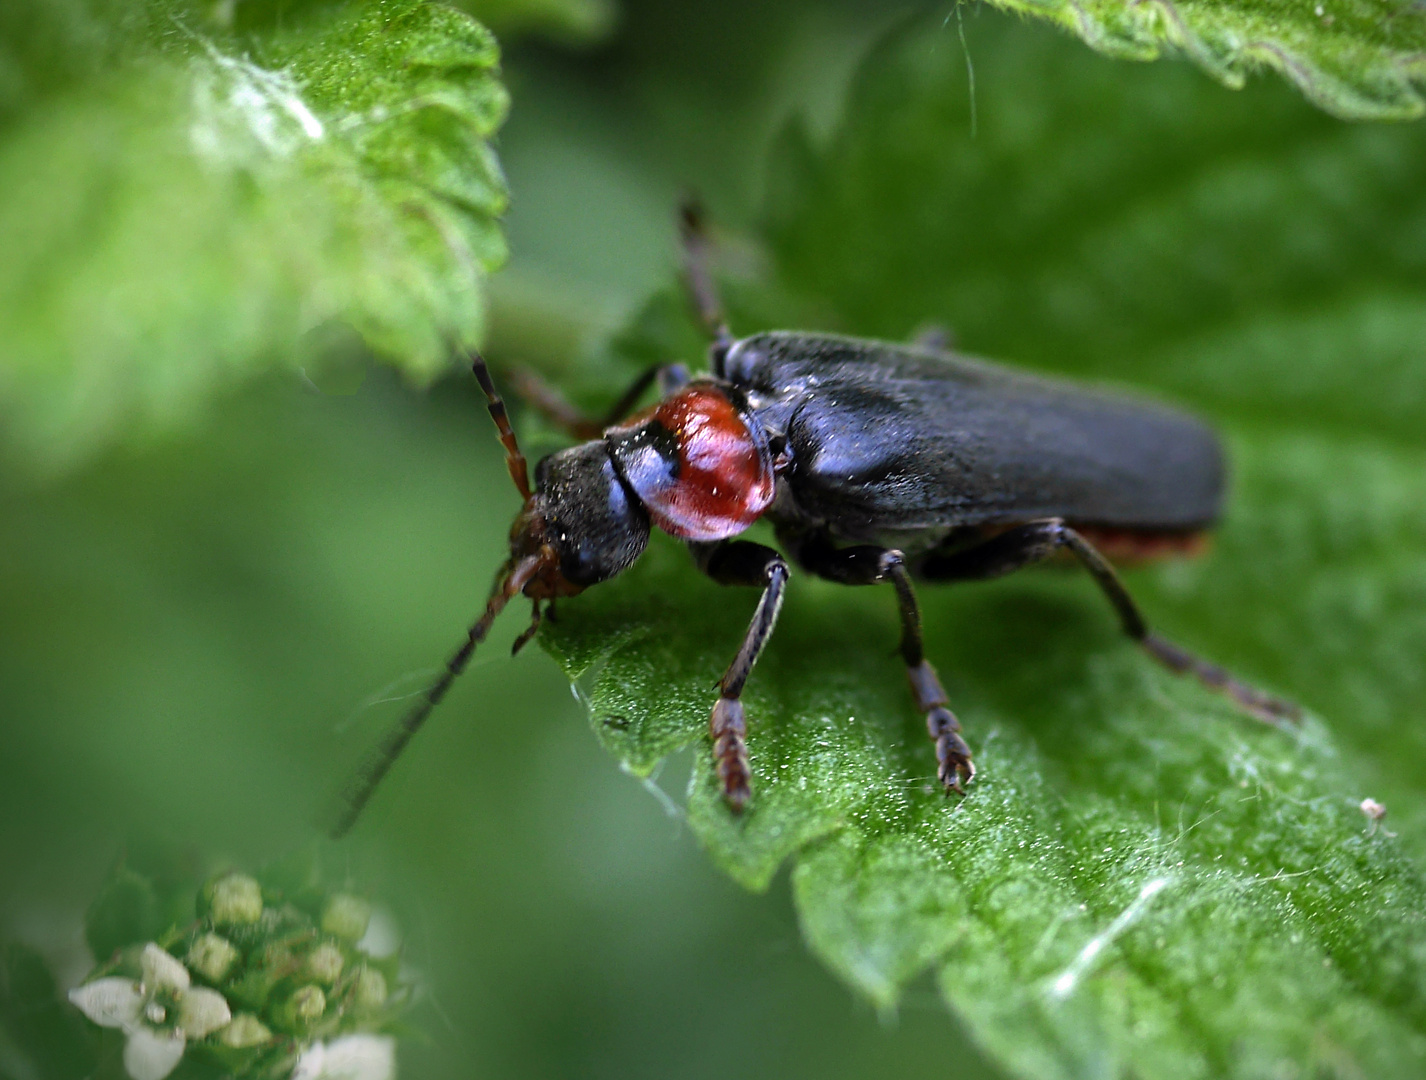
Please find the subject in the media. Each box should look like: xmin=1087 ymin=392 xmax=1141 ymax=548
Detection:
xmin=260 ymin=941 xmax=298 ymax=973
xmin=305 ymin=942 xmax=345 ymax=985
xmin=352 ymin=966 xmax=388 ymax=1013
xmin=219 ymin=1012 xmax=273 ymax=1048
xmin=187 ymin=933 xmax=240 ymax=984
xmin=204 ymin=873 xmax=263 ymax=926
xmin=274 ymin=985 xmax=327 ymax=1032
xmin=320 ymin=895 xmax=371 ymax=942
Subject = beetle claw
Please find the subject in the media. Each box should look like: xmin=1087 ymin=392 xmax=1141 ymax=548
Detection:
xmin=939 ymin=752 xmax=975 ymax=797
xmin=928 ymin=706 xmax=974 ymax=797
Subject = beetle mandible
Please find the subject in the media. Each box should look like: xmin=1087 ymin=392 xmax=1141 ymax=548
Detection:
xmin=330 ymin=207 xmax=1299 ymax=836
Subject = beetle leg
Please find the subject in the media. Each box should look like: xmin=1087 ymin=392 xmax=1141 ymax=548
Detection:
xmin=510 ymin=364 xmax=690 ymax=439
xmin=510 ymin=599 xmax=543 ymax=656
xmin=788 ymin=537 xmax=975 ymax=795
xmin=690 ymin=540 xmax=791 ymax=811
xmin=919 ymin=519 xmax=1301 ymax=726
xmin=679 ymin=201 xmax=735 ymax=359
xmin=911 ymin=323 xmax=957 ymax=353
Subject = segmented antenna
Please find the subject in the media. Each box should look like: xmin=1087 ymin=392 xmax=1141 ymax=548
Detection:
xmin=679 ymin=200 xmax=733 ymax=354
xmin=329 ymin=553 xmax=546 ymax=839
xmin=470 ymin=349 xmax=531 ymax=499
xmin=329 ymin=348 xmax=542 ymax=838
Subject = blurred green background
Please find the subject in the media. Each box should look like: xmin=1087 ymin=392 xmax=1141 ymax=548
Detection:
xmin=4 ymin=0 xmax=1424 ymax=1077
xmin=0 ymin=1 xmax=1005 ymax=1076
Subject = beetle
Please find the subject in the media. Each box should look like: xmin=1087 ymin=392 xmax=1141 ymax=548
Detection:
xmin=329 ymin=207 xmax=1299 ymax=837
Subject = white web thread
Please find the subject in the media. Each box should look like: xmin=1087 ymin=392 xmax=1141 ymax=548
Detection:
xmin=1048 ymin=876 xmax=1171 ymax=1000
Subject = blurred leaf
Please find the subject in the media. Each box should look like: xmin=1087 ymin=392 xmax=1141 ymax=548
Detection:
xmin=85 ymin=865 xmax=164 ymax=963
xmin=0 ymin=0 xmax=508 ymax=479
xmin=455 ymin=0 xmax=617 ymax=45
xmin=977 ymin=0 xmax=1426 ymax=120
xmin=541 ymin=12 xmax=1426 ymax=1079
xmin=0 ymin=943 xmax=98 ymax=1080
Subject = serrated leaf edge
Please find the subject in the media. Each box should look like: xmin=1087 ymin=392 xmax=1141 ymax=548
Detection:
xmin=987 ymin=0 xmax=1426 ymax=119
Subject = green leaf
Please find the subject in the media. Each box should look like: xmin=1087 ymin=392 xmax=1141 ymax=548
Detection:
xmin=85 ymin=865 xmax=164 ymax=963
xmin=540 ymin=12 xmax=1426 ymax=1078
xmin=976 ymin=0 xmax=1426 ymax=120
xmin=0 ymin=0 xmax=508 ymax=479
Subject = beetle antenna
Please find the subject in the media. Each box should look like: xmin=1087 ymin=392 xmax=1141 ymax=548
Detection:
xmin=328 ymin=552 xmax=547 ymax=838
xmin=469 ymin=348 xmax=532 ymax=499
xmin=679 ymin=200 xmax=733 ymax=355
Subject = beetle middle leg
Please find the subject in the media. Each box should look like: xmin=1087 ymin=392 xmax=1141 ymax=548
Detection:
xmin=789 ymin=535 xmax=976 ymax=795
xmin=919 ymin=519 xmax=1301 ymax=725
xmin=690 ymin=540 xmax=791 ymax=810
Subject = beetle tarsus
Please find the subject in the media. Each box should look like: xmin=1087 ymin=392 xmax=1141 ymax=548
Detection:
xmin=928 ymin=706 xmax=975 ymax=795
xmin=1142 ymin=633 xmax=1301 ymax=727
xmin=907 ymin=660 xmax=975 ymax=795
xmin=711 ymin=696 xmax=751 ymax=811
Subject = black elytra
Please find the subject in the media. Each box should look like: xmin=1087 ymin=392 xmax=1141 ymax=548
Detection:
xmin=329 ymin=206 xmax=1300 ymax=837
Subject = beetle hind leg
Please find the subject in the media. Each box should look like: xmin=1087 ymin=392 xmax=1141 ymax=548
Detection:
xmin=920 ymin=519 xmax=1301 ymax=727
xmin=887 ymin=556 xmax=975 ymax=793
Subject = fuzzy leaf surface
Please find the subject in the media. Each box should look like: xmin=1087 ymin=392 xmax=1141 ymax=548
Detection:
xmin=541 ymin=14 xmax=1426 ymax=1079
xmin=0 ymin=0 xmax=508 ymax=478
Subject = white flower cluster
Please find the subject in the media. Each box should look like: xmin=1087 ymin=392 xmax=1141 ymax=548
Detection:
xmin=68 ymin=942 xmax=396 ymax=1080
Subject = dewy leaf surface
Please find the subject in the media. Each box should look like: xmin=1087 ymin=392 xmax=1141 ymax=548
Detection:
xmin=541 ymin=13 xmax=1426 ymax=1080
xmin=979 ymin=0 xmax=1426 ymax=120
xmin=0 ymin=0 xmax=508 ymax=477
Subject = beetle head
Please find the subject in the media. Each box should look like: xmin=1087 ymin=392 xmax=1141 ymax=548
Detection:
xmin=510 ymin=441 xmax=651 ymax=597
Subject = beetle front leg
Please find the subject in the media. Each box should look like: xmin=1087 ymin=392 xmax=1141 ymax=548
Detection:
xmin=510 ymin=364 xmax=689 ymax=439
xmin=920 ymin=519 xmax=1301 ymax=726
xmin=690 ymin=540 xmax=791 ymax=810
xmin=790 ymin=537 xmax=975 ymax=795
